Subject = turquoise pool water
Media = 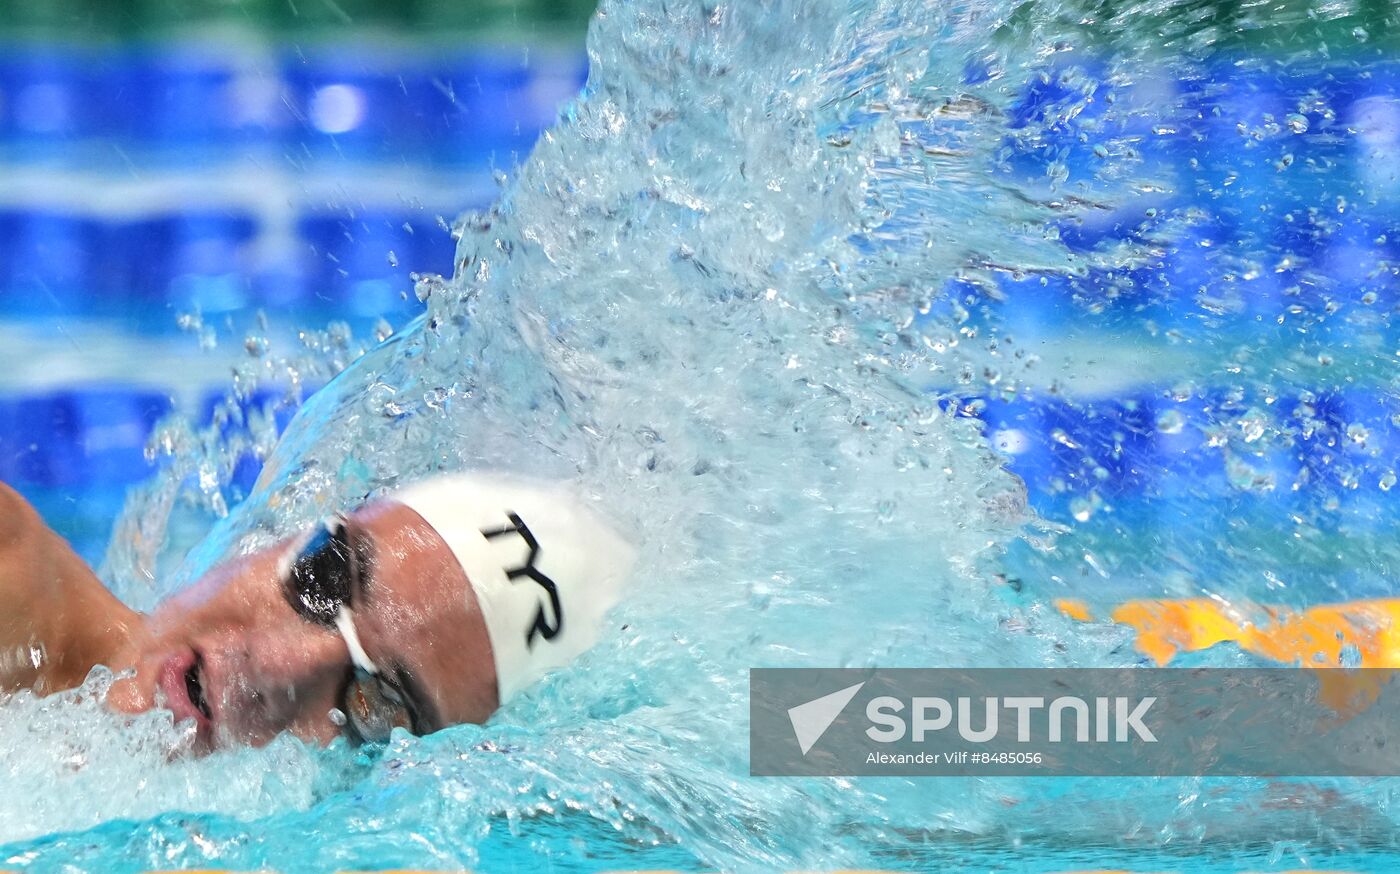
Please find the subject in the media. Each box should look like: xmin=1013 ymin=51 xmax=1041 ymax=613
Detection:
xmin=3 ymin=0 xmax=1400 ymax=870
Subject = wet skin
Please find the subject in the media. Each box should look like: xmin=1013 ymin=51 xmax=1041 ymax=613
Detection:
xmin=0 ymin=483 xmax=499 ymax=751
xmin=0 ymin=483 xmax=139 ymax=695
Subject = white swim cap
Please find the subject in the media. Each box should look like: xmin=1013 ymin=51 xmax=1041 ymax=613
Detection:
xmin=389 ymin=472 xmax=635 ymax=703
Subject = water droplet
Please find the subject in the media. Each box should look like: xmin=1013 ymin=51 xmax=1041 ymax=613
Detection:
xmin=327 ymin=322 xmax=352 ymax=349
xmin=328 ymin=708 xmax=347 ymax=727
xmin=1346 ymin=423 xmax=1369 ymax=446
xmin=1225 ymin=455 xmax=1273 ymax=493
xmin=1082 ymin=549 xmax=1109 ymax=578
xmin=1381 ymin=471 xmax=1397 ymax=492
xmin=1238 ymin=409 xmax=1269 ymax=443
xmin=1286 ymin=114 xmax=1309 ymax=134
xmin=387 ymin=250 xmax=399 ymax=268
xmin=415 ymin=272 xmax=447 ymax=303
xmin=424 ymin=386 xmax=449 ymax=410
xmin=1156 ymin=409 xmax=1185 ymax=434
xmin=1070 ymin=497 xmax=1093 ymax=522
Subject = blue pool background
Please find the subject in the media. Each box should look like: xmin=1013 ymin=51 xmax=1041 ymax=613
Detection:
xmin=2 ymin=34 xmax=1396 ymax=570
xmin=0 ymin=27 xmax=590 ymax=562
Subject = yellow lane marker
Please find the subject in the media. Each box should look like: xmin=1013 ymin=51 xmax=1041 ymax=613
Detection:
xmin=1056 ymin=596 xmax=1400 ymax=669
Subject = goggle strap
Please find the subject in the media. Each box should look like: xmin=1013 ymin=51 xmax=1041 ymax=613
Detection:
xmin=335 ymin=606 xmax=380 ymax=675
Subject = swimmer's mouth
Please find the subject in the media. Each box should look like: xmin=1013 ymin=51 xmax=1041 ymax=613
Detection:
xmin=184 ymin=656 xmax=213 ymax=723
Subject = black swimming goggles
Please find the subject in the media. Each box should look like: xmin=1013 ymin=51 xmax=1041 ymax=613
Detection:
xmin=280 ymin=514 xmax=425 ymax=745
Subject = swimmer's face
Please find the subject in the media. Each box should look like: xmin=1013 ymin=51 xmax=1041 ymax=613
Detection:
xmin=107 ymin=500 xmax=499 ymax=751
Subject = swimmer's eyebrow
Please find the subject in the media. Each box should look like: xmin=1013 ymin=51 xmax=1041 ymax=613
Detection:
xmin=345 ymin=518 xmax=442 ymax=734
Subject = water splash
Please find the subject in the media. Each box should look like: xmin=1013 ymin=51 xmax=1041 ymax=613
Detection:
xmin=8 ymin=0 xmax=1400 ymax=869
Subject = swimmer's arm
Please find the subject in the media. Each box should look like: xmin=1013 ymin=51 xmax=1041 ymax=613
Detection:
xmin=0 ymin=482 xmax=57 ymax=690
xmin=0 ymin=482 xmax=134 ymax=694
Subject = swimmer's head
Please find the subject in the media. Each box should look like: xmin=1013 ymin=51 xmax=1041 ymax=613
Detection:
xmin=106 ymin=474 xmax=634 ymax=751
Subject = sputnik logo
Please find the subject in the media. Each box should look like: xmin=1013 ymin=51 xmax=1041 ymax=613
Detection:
xmin=787 ymin=681 xmax=866 ymax=755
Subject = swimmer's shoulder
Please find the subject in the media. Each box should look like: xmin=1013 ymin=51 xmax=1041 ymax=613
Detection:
xmin=0 ymin=483 xmax=51 ymax=585
xmin=0 ymin=482 xmax=53 ymax=691
xmin=0 ymin=480 xmax=125 ymax=694
xmin=0 ymin=481 xmax=43 ymax=551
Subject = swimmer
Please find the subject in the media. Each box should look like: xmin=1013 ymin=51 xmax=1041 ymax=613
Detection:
xmin=0 ymin=473 xmax=634 ymax=751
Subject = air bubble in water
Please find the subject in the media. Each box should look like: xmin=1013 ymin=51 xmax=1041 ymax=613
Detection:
xmin=1155 ymin=409 xmax=1185 ymax=434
